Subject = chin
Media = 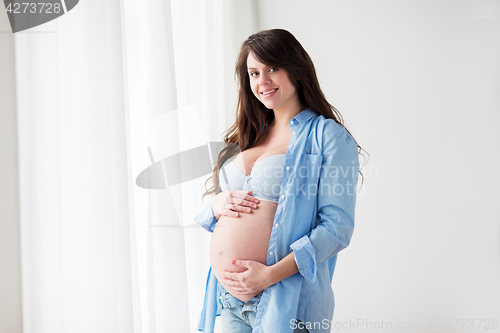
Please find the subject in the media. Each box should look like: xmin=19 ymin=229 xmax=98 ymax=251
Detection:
xmin=260 ymin=101 xmax=277 ymax=109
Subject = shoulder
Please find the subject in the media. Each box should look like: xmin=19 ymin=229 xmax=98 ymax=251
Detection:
xmin=311 ymin=114 xmax=351 ymax=141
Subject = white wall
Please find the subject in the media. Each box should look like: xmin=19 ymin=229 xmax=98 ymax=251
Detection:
xmin=256 ymin=0 xmax=500 ymax=331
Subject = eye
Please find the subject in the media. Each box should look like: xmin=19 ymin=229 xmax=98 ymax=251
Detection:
xmin=250 ymin=71 xmax=259 ymax=78
xmin=269 ymin=67 xmax=279 ymax=72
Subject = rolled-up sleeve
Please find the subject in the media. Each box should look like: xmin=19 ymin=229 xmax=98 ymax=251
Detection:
xmin=290 ymin=126 xmax=359 ymax=283
xmin=194 ymin=197 xmax=219 ymax=233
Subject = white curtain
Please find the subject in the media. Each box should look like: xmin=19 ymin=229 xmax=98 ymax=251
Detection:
xmin=11 ymin=0 xmax=256 ymax=332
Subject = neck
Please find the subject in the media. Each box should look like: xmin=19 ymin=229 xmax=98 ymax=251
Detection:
xmin=272 ymin=101 xmax=307 ymax=130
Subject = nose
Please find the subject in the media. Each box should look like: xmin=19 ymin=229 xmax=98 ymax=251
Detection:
xmin=258 ymin=73 xmax=271 ymax=86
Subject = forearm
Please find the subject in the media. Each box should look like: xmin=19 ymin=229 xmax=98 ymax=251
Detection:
xmin=212 ymin=201 xmax=221 ymax=220
xmin=268 ymin=251 xmax=299 ymax=285
xmin=194 ymin=198 xmax=219 ymax=232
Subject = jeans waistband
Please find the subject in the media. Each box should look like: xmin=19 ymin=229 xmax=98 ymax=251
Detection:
xmin=217 ymin=280 xmax=263 ymax=310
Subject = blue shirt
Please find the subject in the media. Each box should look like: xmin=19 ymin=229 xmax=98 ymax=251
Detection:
xmin=194 ymin=108 xmax=359 ymax=333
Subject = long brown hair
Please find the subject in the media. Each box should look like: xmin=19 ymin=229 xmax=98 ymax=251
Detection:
xmin=202 ymin=29 xmax=367 ymax=199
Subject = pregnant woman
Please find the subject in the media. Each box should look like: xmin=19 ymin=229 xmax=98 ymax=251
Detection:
xmin=195 ymin=29 xmax=364 ymax=333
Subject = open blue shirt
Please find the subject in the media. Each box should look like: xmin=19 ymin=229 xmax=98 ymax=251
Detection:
xmin=194 ymin=108 xmax=359 ymax=333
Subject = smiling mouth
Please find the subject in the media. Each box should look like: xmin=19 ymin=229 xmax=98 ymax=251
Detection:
xmin=261 ymin=88 xmax=278 ymax=97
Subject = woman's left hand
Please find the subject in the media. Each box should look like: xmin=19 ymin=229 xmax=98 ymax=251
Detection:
xmin=220 ymin=259 xmax=275 ymax=295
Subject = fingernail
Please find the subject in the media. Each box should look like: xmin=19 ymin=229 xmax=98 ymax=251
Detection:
xmin=253 ymin=204 xmax=257 ymax=208
xmin=247 ymin=208 xmax=251 ymax=212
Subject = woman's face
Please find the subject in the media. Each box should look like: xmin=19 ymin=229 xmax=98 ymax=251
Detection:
xmin=247 ymin=52 xmax=299 ymax=112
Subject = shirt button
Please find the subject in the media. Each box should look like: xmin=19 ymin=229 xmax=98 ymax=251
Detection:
xmin=292 ymin=131 xmax=296 ymax=135
xmin=290 ymin=120 xmax=294 ymax=125
xmin=281 ymin=195 xmax=285 ymax=199
xmin=269 ymin=251 xmax=274 ymax=256
xmin=219 ymin=296 xmax=222 ymax=299
xmin=286 ymin=166 xmax=290 ymax=170
xmin=246 ymin=175 xmax=251 ymax=179
xmin=275 ymin=223 xmax=279 ymax=227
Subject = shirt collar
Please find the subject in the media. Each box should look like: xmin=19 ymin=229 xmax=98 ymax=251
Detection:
xmin=264 ymin=107 xmax=317 ymax=133
xmin=292 ymin=107 xmax=317 ymax=125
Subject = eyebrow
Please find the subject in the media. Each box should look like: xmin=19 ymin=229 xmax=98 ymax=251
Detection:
xmin=247 ymin=66 xmax=274 ymax=71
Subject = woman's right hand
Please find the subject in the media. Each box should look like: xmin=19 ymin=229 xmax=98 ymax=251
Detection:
xmin=212 ymin=190 xmax=260 ymax=219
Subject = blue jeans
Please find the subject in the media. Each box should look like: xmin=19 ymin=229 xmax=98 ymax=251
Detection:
xmin=217 ymin=280 xmax=309 ymax=333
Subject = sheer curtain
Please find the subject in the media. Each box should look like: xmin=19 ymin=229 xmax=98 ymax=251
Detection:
xmin=11 ymin=0 xmax=256 ymax=332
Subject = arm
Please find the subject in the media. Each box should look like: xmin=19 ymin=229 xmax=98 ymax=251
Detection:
xmin=268 ymin=251 xmax=299 ymax=285
xmin=194 ymin=197 xmax=220 ymax=233
xmin=221 ymin=253 xmax=298 ymax=295
xmin=194 ymin=190 xmax=259 ymax=232
xmin=289 ymin=127 xmax=359 ymax=283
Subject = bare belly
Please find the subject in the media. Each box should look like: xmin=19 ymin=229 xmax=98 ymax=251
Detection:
xmin=210 ymin=200 xmax=278 ymax=303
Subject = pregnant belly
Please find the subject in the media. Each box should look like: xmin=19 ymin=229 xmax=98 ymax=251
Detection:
xmin=210 ymin=200 xmax=278 ymax=303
